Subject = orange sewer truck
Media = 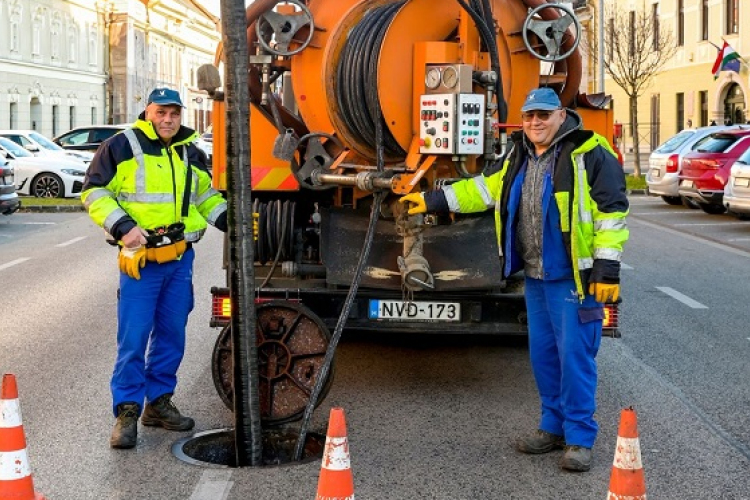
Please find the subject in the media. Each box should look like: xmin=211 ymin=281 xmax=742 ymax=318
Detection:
xmin=200 ymin=0 xmax=621 ymax=424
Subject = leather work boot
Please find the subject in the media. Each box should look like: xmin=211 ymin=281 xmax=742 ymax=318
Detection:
xmin=515 ymin=430 xmax=565 ymax=454
xmin=141 ymin=393 xmax=195 ymax=431
xmin=560 ymin=445 xmax=592 ymax=472
xmin=110 ymin=402 xmax=140 ymax=449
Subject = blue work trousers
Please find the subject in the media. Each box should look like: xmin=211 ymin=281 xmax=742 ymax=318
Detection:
xmin=111 ymin=248 xmax=195 ymax=416
xmin=524 ymin=277 xmax=603 ymax=448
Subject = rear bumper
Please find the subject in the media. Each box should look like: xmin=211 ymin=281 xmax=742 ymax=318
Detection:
xmin=0 ymin=192 xmax=20 ymax=215
xmin=723 ymin=193 xmax=750 ymax=214
xmin=646 ymin=172 xmax=679 ymax=197
xmin=678 ymin=184 xmax=723 ymax=205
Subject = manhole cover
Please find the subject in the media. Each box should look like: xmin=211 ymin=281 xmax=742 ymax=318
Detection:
xmin=173 ymin=427 xmax=325 ymax=467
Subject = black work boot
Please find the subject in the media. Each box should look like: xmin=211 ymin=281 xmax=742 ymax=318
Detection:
xmin=110 ymin=402 xmax=140 ymax=449
xmin=141 ymin=393 xmax=195 ymax=431
xmin=515 ymin=430 xmax=565 ymax=454
xmin=560 ymin=445 xmax=592 ymax=472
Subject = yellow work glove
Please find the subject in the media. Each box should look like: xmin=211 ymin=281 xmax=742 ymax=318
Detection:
xmin=253 ymin=212 xmax=259 ymax=241
xmin=399 ymin=192 xmax=427 ymax=215
xmin=118 ymin=246 xmax=147 ymax=280
xmin=589 ymin=282 xmax=620 ymax=303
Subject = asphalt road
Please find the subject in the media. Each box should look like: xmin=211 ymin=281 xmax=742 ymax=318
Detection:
xmin=1 ymin=198 xmax=750 ymax=499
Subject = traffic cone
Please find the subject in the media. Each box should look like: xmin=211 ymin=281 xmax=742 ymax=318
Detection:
xmin=315 ymin=407 xmax=354 ymax=500
xmin=0 ymin=374 xmax=46 ymax=500
xmin=607 ymin=407 xmax=646 ymax=500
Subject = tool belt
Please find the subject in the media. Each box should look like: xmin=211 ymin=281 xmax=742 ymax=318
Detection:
xmin=145 ymin=223 xmax=187 ymax=263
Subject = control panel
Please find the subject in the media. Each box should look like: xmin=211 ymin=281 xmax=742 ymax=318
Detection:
xmin=419 ymin=93 xmax=485 ymax=155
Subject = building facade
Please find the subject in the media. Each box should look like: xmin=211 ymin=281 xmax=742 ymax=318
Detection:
xmin=0 ymin=0 xmax=220 ymax=140
xmin=601 ymin=0 xmax=746 ymax=151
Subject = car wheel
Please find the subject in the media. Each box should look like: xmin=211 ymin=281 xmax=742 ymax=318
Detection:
xmin=661 ymin=195 xmax=683 ymax=205
xmin=31 ymin=173 xmax=65 ymax=198
xmin=681 ymin=196 xmax=700 ymax=209
xmin=698 ymin=202 xmax=727 ymax=215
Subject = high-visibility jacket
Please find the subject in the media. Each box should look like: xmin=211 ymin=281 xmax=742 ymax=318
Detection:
xmin=81 ymin=118 xmax=226 ymax=243
xmin=425 ymin=129 xmax=629 ymax=300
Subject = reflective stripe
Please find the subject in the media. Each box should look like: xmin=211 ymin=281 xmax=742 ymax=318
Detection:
xmin=0 ymin=449 xmax=31 ymax=481
xmin=196 ymin=187 xmax=220 ymax=207
xmin=185 ymin=228 xmax=206 ymax=242
xmin=84 ymin=187 xmax=115 ymax=209
xmin=575 ymin=154 xmax=593 ymax=224
xmin=123 ymin=129 xmax=146 ymax=192
xmin=191 ymin=175 xmax=199 ymax=205
xmin=103 ymin=208 xmax=128 ymax=233
xmin=206 ymin=203 xmax=227 ymax=225
xmin=595 ymin=218 xmax=628 ymax=231
xmin=578 ymin=257 xmax=594 ymax=270
xmin=0 ymin=398 xmax=21 ymax=428
xmin=472 ymin=176 xmax=494 ymax=207
xmin=118 ymin=192 xmax=175 ymax=203
xmin=443 ymin=186 xmax=461 ymax=212
xmin=595 ymin=248 xmax=622 ymax=261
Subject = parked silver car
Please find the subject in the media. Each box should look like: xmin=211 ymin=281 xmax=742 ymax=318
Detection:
xmin=647 ymin=125 xmax=739 ymax=207
xmin=724 ymin=146 xmax=750 ymax=218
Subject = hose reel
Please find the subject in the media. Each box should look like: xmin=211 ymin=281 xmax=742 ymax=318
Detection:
xmin=522 ymin=3 xmax=581 ymax=62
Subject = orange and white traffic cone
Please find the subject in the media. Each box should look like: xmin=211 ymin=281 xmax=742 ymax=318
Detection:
xmin=315 ymin=407 xmax=354 ymax=500
xmin=607 ymin=407 xmax=646 ymax=500
xmin=0 ymin=374 xmax=46 ymax=500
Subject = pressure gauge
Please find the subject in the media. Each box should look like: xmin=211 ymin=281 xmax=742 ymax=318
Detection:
xmin=442 ymin=66 xmax=459 ymax=89
xmin=425 ymin=67 xmax=442 ymax=90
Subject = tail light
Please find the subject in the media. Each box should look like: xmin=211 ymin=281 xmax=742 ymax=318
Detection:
xmin=602 ymin=302 xmax=621 ymax=338
xmin=701 ymin=159 xmax=720 ymax=169
xmin=665 ymin=154 xmax=679 ymax=173
xmin=209 ymin=287 xmax=299 ymax=328
xmin=0 ymin=165 xmax=13 ymax=185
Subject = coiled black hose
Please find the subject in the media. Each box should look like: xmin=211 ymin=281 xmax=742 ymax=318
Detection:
xmin=335 ymin=2 xmax=407 ymax=158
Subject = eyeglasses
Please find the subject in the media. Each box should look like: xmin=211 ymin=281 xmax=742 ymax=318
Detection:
xmin=521 ymin=110 xmax=559 ymax=122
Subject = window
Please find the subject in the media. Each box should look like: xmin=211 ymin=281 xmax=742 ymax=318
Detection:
xmin=91 ymin=107 xmax=97 ymax=123
xmin=726 ymin=0 xmax=739 ymax=35
xmin=701 ymin=0 xmax=709 ymax=40
xmin=652 ymin=3 xmax=660 ymax=51
xmin=676 ymin=93 xmax=685 ymax=132
xmin=10 ymin=22 xmax=20 ymax=53
xmin=9 ymin=104 xmax=18 ymax=129
xmin=52 ymin=106 xmax=59 ymax=137
xmin=32 ymin=15 xmax=42 ymax=56
xmin=88 ymin=27 xmax=98 ymax=66
xmin=68 ymin=26 xmax=78 ymax=63
xmin=677 ymin=0 xmax=684 ymax=46
xmin=69 ymin=106 xmax=76 ymax=130
xmin=51 ymin=15 xmax=61 ymax=61
xmin=628 ymin=11 xmax=636 ymax=57
xmin=699 ymin=91 xmax=708 ymax=127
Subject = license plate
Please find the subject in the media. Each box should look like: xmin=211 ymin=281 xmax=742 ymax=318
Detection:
xmin=368 ymin=300 xmax=460 ymax=322
xmin=682 ymin=180 xmax=694 ymax=188
xmin=651 ymin=168 xmax=660 ymax=177
xmin=734 ymin=177 xmax=750 ymax=188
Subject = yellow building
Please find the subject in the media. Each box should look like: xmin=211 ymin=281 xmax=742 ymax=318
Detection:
xmin=599 ymin=0 xmax=746 ymax=151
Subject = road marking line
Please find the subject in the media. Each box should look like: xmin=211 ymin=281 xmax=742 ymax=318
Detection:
xmin=655 ymin=287 xmax=708 ymax=309
xmin=0 ymin=258 xmax=30 ymax=271
xmin=20 ymin=222 xmax=55 ymax=225
xmin=632 ymin=218 xmax=750 ymax=259
xmin=189 ymin=470 xmax=233 ymax=500
xmin=674 ymin=222 xmax=750 ymax=226
xmin=621 ymin=263 xmax=634 ymax=270
xmin=55 ymin=236 xmax=87 ymax=247
xmin=728 ymin=238 xmax=750 ymax=242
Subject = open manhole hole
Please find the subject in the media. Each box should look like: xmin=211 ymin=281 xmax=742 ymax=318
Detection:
xmin=173 ymin=427 xmax=325 ymax=467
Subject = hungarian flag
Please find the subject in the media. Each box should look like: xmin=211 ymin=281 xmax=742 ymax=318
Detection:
xmin=712 ymin=41 xmax=741 ymax=79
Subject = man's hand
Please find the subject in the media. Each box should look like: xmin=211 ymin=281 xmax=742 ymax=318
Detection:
xmin=119 ymin=246 xmax=147 ymax=279
xmin=122 ymin=226 xmax=148 ymax=248
xmin=589 ymin=283 xmax=620 ymax=303
xmin=399 ymin=193 xmax=427 ymax=215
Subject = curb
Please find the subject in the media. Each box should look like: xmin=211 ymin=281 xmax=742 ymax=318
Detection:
xmin=17 ymin=205 xmax=85 ymax=213
xmin=627 ymin=189 xmax=647 ymax=196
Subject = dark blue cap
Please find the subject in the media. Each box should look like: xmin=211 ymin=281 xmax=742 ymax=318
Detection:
xmin=521 ymin=87 xmax=562 ymax=112
xmin=147 ymin=87 xmax=185 ymax=107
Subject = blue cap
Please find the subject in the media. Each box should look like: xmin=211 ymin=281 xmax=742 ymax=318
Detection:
xmin=521 ymin=87 xmax=561 ymax=112
xmin=147 ymin=87 xmax=185 ymax=107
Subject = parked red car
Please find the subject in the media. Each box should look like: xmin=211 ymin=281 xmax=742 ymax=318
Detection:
xmin=678 ymin=128 xmax=750 ymax=214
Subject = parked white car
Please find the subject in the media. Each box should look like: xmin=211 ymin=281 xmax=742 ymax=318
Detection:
xmin=0 ymin=129 xmax=94 ymax=165
xmin=647 ymin=125 xmax=739 ymax=207
xmin=0 ymin=137 xmax=86 ymax=198
xmin=724 ymin=146 xmax=750 ymax=218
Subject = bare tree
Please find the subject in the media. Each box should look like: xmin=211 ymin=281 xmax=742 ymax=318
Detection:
xmin=592 ymin=3 xmax=678 ymax=176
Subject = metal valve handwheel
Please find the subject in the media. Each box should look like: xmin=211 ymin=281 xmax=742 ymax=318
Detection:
xmin=292 ymin=132 xmax=345 ymax=191
xmin=522 ymin=3 xmax=581 ymax=63
xmin=255 ymin=0 xmax=315 ymax=57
